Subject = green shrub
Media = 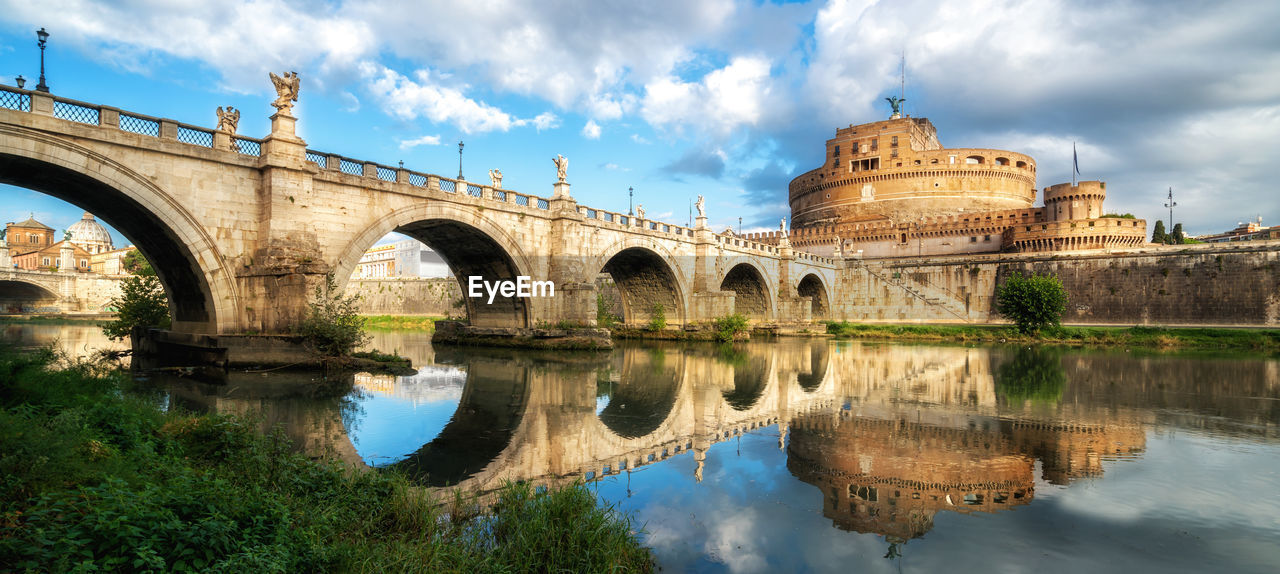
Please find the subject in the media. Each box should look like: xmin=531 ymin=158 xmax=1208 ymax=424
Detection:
xmin=298 ymin=274 xmax=370 ymax=357
xmin=101 ymin=250 xmax=170 ymax=341
xmin=712 ymin=313 xmax=749 ymax=342
xmin=596 ymin=292 xmax=619 ymax=328
xmin=648 ymin=303 xmax=667 ymax=331
xmin=995 ymin=272 xmax=1068 ymax=334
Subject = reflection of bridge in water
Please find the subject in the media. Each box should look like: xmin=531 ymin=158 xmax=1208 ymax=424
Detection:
xmin=163 ymin=340 xmax=1279 ymax=539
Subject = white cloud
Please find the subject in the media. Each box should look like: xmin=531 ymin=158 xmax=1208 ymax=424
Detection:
xmin=520 ymin=111 xmax=561 ymax=131
xmin=360 ymin=63 xmax=556 ymax=134
xmin=641 ymin=56 xmax=773 ymax=137
xmin=581 ymin=119 xmax=602 ymax=139
xmin=631 ymin=134 xmax=651 ymax=144
xmin=398 ymin=135 xmax=442 ymax=149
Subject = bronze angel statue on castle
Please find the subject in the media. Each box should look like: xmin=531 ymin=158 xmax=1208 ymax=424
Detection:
xmin=269 ymin=71 xmax=300 ymax=114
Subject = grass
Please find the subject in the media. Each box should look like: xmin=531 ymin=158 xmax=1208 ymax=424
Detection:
xmin=0 ymin=346 xmax=654 ymax=572
xmin=824 ymin=321 xmax=1280 ymax=352
xmin=361 ymin=314 xmax=445 ymax=332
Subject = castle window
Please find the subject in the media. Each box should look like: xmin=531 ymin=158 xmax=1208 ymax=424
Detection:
xmin=1016 ymin=160 xmax=1028 ymax=168
xmin=931 ymin=158 xmax=939 ymax=164
xmin=984 ymin=235 xmax=991 ymax=241
xmin=970 ymin=237 xmax=977 ymax=243
xmin=833 ymin=145 xmax=840 ymax=156
xmin=871 ymin=139 xmax=878 ymax=151
xmin=995 ymin=157 xmax=1009 ymax=166
xmin=80 ymin=259 xmax=88 ymax=268
xmin=43 ymin=257 xmax=51 ymax=266
xmin=965 ymin=155 xmax=984 ymax=164
xmin=914 ymin=160 xmax=921 ymax=165
xmin=891 ymin=136 xmax=898 ymax=146
xmin=891 ymin=150 xmax=898 ymax=159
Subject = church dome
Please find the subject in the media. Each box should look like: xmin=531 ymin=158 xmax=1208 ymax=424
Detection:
xmin=66 ymin=212 xmax=114 ymax=254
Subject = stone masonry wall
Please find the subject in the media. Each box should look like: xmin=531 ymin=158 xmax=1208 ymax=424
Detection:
xmin=345 ymin=277 xmax=463 ymax=316
xmin=836 ymin=241 xmax=1280 ymax=326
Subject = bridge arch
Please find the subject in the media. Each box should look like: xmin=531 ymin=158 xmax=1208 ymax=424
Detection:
xmin=334 ymin=203 xmax=536 ymax=328
xmin=596 ymin=345 xmax=685 ymax=440
xmin=718 ymin=259 xmax=774 ymax=322
xmin=797 ymin=273 xmax=831 ymax=321
xmin=0 ymin=125 xmax=237 ymax=333
xmin=588 ymin=239 xmax=689 ymax=327
xmin=0 ymin=278 xmax=61 ymax=311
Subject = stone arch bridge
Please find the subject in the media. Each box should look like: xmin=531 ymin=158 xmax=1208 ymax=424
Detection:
xmin=0 ymin=86 xmax=838 ymax=334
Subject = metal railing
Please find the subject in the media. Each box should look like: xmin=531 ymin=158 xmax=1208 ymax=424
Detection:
xmin=305 ymin=151 xmax=327 ymax=167
xmin=53 ymin=100 xmax=99 ymax=125
xmin=376 ymin=166 xmax=397 ymax=182
xmin=119 ymin=113 xmax=160 ymax=137
xmin=231 ymin=138 xmax=260 ymax=157
xmin=177 ymin=126 xmax=214 ymax=148
xmin=0 ymin=87 xmax=31 ymax=112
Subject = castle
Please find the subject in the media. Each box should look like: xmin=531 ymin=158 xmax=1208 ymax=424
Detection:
xmin=745 ymin=111 xmax=1148 ymax=258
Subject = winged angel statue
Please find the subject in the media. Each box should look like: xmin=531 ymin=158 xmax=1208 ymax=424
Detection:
xmin=269 ymin=71 xmax=301 ymax=114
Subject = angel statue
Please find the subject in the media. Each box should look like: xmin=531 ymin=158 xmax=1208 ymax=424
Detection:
xmin=833 ymin=236 xmax=843 ymax=258
xmin=488 ymin=169 xmax=503 ymax=188
xmin=215 ymin=106 xmax=240 ymax=134
xmin=636 ymin=204 xmax=645 ymax=220
xmin=886 ymin=95 xmax=906 ymax=117
xmin=552 ymin=154 xmax=568 ymax=182
xmin=269 ymin=71 xmax=301 ymax=114
xmin=780 ymin=217 xmax=787 ymax=233
xmin=695 ymin=195 xmax=706 ymax=218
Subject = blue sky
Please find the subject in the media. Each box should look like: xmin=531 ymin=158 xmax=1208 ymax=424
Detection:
xmin=1 ymin=0 xmax=1278 ymax=246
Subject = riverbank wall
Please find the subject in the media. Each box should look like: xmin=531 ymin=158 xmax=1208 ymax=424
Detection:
xmin=345 ymin=277 xmax=461 ymax=316
xmin=832 ymin=241 xmax=1280 ymax=326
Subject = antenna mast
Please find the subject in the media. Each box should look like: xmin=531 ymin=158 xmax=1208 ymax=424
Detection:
xmin=899 ymin=51 xmax=906 ymax=112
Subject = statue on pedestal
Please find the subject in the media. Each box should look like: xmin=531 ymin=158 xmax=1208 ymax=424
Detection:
xmin=552 ymin=154 xmax=568 ymax=182
xmin=488 ymin=169 xmax=503 ymax=188
xmin=695 ymin=195 xmax=705 ymax=218
xmin=215 ymin=106 xmax=240 ymax=134
xmin=636 ymin=204 xmax=645 ymax=220
xmin=269 ymin=71 xmax=301 ymax=114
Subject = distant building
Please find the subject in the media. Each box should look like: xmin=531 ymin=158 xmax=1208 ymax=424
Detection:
xmin=354 ymin=239 xmax=451 ymax=279
xmin=66 ymin=212 xmax=115 ymax=254
xmin=775 ymin=112 xmax=1147 ymax=258
xmin=90 ymin=247 xmax=136 ymax=275
xmin=1195 ymin=217 xmax=1280 ymax=243
xmin=5 ymin=213 xmax=125 ymax=273
xmin=5 ymin=215 xmax=55 ymax=256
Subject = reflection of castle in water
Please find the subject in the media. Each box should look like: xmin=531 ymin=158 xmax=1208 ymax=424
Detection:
xmin=159 ymin=338 xmax=1278 ymax=537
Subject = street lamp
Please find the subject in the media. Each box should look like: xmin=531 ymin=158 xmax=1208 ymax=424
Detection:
xmin=628 ymin=186 xmax=634 ymax=216
xmin=35 ymin=28 xmax=49 ymax=93
xmin=457 ymin=141 xmax=464 ymax=180
xmin=14 ymin=76 xmax=24 ymax=89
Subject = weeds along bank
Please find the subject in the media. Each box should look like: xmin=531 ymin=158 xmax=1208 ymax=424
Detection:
xmin=824 ymin=321 xmax=1280 ymax=352
xmin=0 ymin=348 xmax=654 ymax=572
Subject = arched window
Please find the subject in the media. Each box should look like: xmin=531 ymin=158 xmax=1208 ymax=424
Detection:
xmin=965 ymin=155 xmax=984 ymax=164
xmin=995 ymin=157 xmax=1010 ymax=166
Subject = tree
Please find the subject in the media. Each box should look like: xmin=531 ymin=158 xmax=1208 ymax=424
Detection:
xmin=101 ymin=250 xmax=170 ymax=341
xmin=298 ymin=273 xmax=370 ymax=357
xmin=1171 ymin=223 xmax=1186 ymax=244
xmin=995 ymin=272 xmax=1068 ymax=334
xmin=1151 ymin=220 xmax=1168 ymax=244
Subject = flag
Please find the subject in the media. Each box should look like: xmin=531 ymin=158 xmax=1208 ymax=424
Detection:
xmin=1073 ymin=142 xmax=1082 ymax=176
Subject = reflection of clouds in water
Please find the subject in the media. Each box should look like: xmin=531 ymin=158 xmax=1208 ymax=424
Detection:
xmin=1055 ymin=434 xmax=1280 ymax=532
xmin=355 ymin=365 xmax=465 ymax=407
xmin=704 ymin=509 xmax=768 ymax=574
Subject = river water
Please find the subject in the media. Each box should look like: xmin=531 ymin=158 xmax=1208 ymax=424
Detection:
xmin=6 ymin=322 xmax=1280 ymax=573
